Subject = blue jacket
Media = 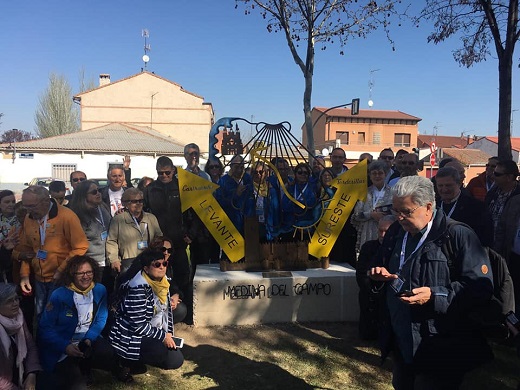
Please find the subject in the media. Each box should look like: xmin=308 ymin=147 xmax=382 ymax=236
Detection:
xmin=374 ymin=210 xmax=494 ymax=371
xmin=38 ymin=283 xmax=108 ymax=372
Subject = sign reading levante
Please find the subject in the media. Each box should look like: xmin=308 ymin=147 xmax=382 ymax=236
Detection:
xmin=178 ymin=168 xmax=245 ymax=262
xmin=309 ymin=160 xmax=368 ymax=259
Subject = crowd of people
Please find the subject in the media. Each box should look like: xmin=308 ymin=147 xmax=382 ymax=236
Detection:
xmin=0 ymin=142 xmax=519 ymax=389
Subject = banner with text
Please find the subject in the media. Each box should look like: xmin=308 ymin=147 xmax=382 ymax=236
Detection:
xmin=309 ymin=160 xmax=368 ymax=259
xmin=178 ymin=168 xmax=245 ymax=262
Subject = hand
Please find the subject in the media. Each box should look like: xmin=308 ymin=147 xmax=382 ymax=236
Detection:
xmin=368 ymin=267 xmax=398 ymax=282
xmin=111 ymin=261 xmax=121 ymax=273
xmin=53 ymin=271 xmax=61 ymax=282
xmin=22 ymin=372 xmax=36 ymax=390
xmin=170 ymin=294 xmax=181 ymax=310
xmin=65 ymin=343 xmax=84 ymax=358
xmin=163 ymin=332 xmax=176 ymax=349
xmin=123 ymin=155 xmax=131 ymax=170
xmin=506 ymin=319 xmax=519 ymax=337
xmin=183 ymin=235 xmax=192 ymax=244
xmin=20 ymin=277 xmax=32 ymax=294
xmin=399 ymin=287 xmax=431 ymax=306
xmin=114 ymin=207 xmax=126 ymax=216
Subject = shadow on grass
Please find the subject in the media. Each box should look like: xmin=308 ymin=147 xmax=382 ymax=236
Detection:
xmin=183 ymin=343 xmax=316 ymax=390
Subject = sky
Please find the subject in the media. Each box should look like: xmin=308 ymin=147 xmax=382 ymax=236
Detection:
xmin=0 ymin=0 xmax=518 ymax=143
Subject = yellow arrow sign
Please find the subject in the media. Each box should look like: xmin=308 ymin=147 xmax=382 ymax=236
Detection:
xmin=178 ymin=168 xmax=245 ymax=262
xmin=309 ymin=160 xmax=368 ymax=259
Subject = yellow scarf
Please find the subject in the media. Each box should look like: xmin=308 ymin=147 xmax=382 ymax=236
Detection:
xmin=254 ymin=181 xmax=268 ymax=197
xmin=68 ymin=282 xmax=95 ymax=296
xmin=142 ymin=271 xmax=169 ymax=304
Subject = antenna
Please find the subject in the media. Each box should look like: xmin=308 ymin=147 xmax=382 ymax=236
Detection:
xmin=142 ymin=28 xmax=151 ymax=69
xmin=368 ymin=69 xmax=380 ymax=108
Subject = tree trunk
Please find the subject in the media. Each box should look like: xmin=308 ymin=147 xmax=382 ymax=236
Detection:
xmin=497 ymin=52 xmax=513 ymax=161
xmin=303 ymin=70 xmax=314 ymax=157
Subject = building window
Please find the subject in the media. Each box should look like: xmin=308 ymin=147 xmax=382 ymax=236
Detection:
xmin=373 ymin=132 xmax=381 ymax=145
xmin=336 ymin=131 xmax=349 ymax=145
xmin=52 ymin=163 xmax=77 ymax=183
xmin=394 ymin=133 xmax=411 ymax=147
xmin=357 ymin=132 xmax=366 ymax=144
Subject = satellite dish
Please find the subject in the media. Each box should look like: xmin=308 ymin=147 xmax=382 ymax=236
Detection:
xmin=368 ymin=100 xmax=374 ymax=107
xmin=142 ymin=55 xmax=150 ymax=63
xmin=321 ymin=148 xmax=330 ymax=157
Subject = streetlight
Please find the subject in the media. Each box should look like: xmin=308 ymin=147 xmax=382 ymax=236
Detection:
xmin=312 ymin=98 xmax=360 ymax=130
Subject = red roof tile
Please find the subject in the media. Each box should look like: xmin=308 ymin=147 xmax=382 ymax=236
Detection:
xmin=417 ymin=135 xmax=471 ymax=149
xmin=484 ymin=137 xmax=520 ymax=152
xmin=441 ymin=148 xmax=492 ymax=165
xmin=313 ymin=107 xmax=421 ymax=121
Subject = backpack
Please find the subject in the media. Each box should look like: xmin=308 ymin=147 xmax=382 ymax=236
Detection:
xmin=441 ymin=219 xmax=515 ymax=339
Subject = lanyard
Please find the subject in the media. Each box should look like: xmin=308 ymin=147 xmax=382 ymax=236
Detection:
xmin=294 ymin=183 xmax=308 ymax=201
xmin=131 ymin=215 xmax=147 ymax=238
xmin=398 ymin=218 xmax=433 ymax=272
xmin=95 ymin=206 xmax=106 ymax=229
xmin=440 ymin=199 xmax=458 ymax=218
xmin=39 ymin=214 xmax=49 ymax=248
xmin=372 ymin=187 xmax=385 ymax=209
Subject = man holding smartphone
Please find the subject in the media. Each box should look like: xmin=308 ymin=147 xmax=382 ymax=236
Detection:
xmin=369 ymin=176 xmax=494 ymax=389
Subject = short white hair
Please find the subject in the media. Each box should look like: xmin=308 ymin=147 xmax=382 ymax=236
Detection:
xmin=392 ymin=176 xmax=436 ymax=209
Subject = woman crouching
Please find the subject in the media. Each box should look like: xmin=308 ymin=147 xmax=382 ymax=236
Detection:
xmin=38 ymin=255 xmax=113 ymax=389
xmin=109 ymin=249 xmax=183 ymax=383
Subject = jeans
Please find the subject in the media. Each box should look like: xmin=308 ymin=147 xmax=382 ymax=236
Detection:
xmin=34 ymin=280 xmax=56 ymax=317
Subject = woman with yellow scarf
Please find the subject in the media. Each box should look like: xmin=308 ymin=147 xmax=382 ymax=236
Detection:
xmin=109 ymin=249 xmax=184 ymax=383
xmin=38 ymin=255 xmax=114 ymax=389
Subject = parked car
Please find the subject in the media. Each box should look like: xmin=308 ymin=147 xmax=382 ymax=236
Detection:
xmin=89 ymin=178 xmax=109 ymax=188
xmin=24 ymin=177 xmax=71 ymax=195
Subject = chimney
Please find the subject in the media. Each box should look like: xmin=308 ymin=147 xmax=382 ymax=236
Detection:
xmin=99 ymin=74 xmax=111 ymax=87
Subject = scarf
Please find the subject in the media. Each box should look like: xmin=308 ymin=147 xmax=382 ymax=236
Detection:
xmin=0 ymin=309 xmax=27 ymax=386
xmin=253 ymin=182 xmax=268 ymax=197
xmin=68 ymin=282 xmax=95 ymax=296
xmin=142 ymin=271 xmax=169 ymax=304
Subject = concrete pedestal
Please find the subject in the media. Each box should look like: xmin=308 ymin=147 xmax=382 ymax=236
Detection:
xmin=193 ymin=263 xmax=359 ymax=326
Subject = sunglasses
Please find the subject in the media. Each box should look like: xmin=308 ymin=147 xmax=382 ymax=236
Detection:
xmin=72 ymin=177 xmax=87 ymax=182
xmin=254 ymin=170 xmax=264 ymax=175
xmin=161 ymin=247 xmax=173 ymax=254
xmin=402 ymin=161 xmax=416 ymax=166
xmin=127 ymin=199 xmax=144 ymax=204
xmin=296 ymin=170 xmax=309 ymax=175
xmin=380 ymin=156 xmax=394 ymax=160
xmin=88 ymin=189 xmax=100 ymax=195
xmin=157 ymin=171 xmax=172 ymax=176
xmin=493 ymin=171 xmax=507 ymax=177
xmin=151 ymin=260 xmax=169 ymax=268
xmin=188 ymin=151 xmax=199 ymax=156
xmin=207 ymin=165 xmax=220 ymax=169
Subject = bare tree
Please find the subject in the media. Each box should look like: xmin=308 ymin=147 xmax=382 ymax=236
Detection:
xmin=79 ymin=66 xmax=97 ymax=93
xmin=34 ymin=73 xmax=79 ymax=138
xmin=1 ymin=129 xmax=35 ymax=144
xmin=419 ymin=0 xmax=519 ymax=160
xmin=236 ymin=0 xmax=405 ymax=155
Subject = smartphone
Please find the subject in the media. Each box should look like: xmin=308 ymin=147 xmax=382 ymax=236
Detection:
xmin=173 ymin=337 xmax=184 ymax=348
xmin=396 ymin=290 xmax=415 ymax=297
xmin=506 ymin=311 xmax=520 ymax=330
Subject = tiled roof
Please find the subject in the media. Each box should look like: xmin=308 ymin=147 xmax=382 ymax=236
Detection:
xmin=417 ymin=135 xmax=470 ymax=149
xmin=73 ymin=71 xmax=204 ymax=100
xmin=313 ymin=107 xmax=421 ymax=121
xmin=483 ymin=136 xmax=520 ymax=152
xmin=0 ymin=123 xmax=185 ymax=154
xmin=441 ymin=148 xmax=492 ymax=165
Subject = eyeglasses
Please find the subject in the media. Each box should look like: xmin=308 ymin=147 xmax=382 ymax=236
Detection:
xmin=161 ymin=247 xmax=173 ymax=254
xmin=127 ymin=199 xmax=144 ymax=204
xmin=380 ymin=156 xmax=394 ymax=160
xmin=207 ymin=165 xmax=220 ymax=169
xmin=88 ymin=189 xmax=100 ymax=195
xmin=151 ymin=260 xmax=169 ymax=268
xmin=157 ymin=171 xmax=172 ymax=176
xmin=187 ymin=151 xmax=199 ymax=156
xmin=72 ymin=177 xmax=86 ymax=183
xmin=296 ymin=170 xmax=309 ymax=175
xmin=254 ymin=170 xmax=264 ymax=175
xmin=74 ymin=270 xmax=94 ymax=277
xmin=391 ymin=205 xmax=421 ymax=218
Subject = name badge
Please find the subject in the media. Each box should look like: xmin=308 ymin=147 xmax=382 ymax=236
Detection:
xmin=137 ymin=241 xmax=148 ymax=250
xmin=100 ymin=231 xmax=108 ymax=241
xmin=36 ymin=249 xmax=48 ymax=261
xmin=390 ymin=276 xmax=405 ymax=294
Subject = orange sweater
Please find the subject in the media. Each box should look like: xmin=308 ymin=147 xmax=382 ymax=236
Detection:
xmin=16 ymin=200 xmax=88 ymax=282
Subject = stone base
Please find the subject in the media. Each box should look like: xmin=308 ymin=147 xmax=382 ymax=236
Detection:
xmin=193 ymin=263 xmax=359 ymax=326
